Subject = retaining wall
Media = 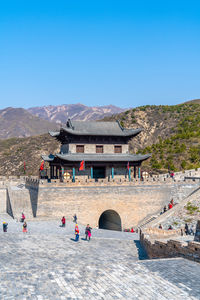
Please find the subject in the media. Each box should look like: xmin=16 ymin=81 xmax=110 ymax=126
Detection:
xmin=140 ymin=228 xmax=200 ymax=263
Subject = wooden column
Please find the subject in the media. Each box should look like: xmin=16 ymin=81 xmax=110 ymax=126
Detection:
xmin=72 ymin=167 xmax=75 ymax=182
xmin=138 ymin=167 xmax=141 ymax=180
xmin=61 ymin=166 xmax=64 ymax=182
xmin=91 ymin=167 xmax=93 ymax=179
xmin=128 ymin=167 xmax=131 ymax=181
xmin=112 ymin=167 xmax=114 ymax=179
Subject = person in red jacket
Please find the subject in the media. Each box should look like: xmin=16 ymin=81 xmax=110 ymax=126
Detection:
xmin=75 ymin=224 xmax=79 ymax=241
xmin=131 ymin=227 xmax=135 ymax=233
xmin=21 ymin=212 xmax=25 ymax=223
xmin=61 ymin=216 xmax=66 ymax=227
xmin=168 ymin=203 xmax=173 ymax=209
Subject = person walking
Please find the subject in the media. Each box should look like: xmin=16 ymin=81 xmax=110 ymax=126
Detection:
xmin=185 ymin=223 xmax=189 ymax=235
xmin=75 ymin=224 xmax=79 ymax=241
xmin=168 ymin=202 xmax=173 ymax=210
xmin=189 ymin=225 xmax=195 ymax=235
xmin=85 ymin=224 xmax=92 ymax=241
xmin=73 ymin=214 xmax=77 ymax=223
xmin=3 ymin=222 xmax=8 ymax=232
xmin=23 ymin=221 xmax=27 ymax=233
xmin=61 ymin=216 xmax=66 ymax=227
xmin=21 ymin=212 xmax=25 ymax=223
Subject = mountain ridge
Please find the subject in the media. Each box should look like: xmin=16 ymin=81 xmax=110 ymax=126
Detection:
xmin=0 ymin=104 xmax=125 ymax=139
xmin=28 ymin=103 xmax=126 ymax=124
xmin=0 ymin=107 xmax=58 ymax=139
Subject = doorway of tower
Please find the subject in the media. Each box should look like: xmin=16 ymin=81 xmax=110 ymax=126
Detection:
xmin=98 ymin=210 xmax=122 ymax=231
xmin=93 ymin=166 xmax=105 ymax=179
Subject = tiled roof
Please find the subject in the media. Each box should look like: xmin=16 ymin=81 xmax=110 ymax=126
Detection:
xmin=49 ymin=119 xmax=142 ymax=137
xmin=43 ymin=153 xmax=151 ymax=162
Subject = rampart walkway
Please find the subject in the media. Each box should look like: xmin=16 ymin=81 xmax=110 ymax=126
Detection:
xmin=0 ymin=215 xmax=200 ymax=299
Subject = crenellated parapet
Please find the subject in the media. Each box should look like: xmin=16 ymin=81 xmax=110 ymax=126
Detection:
xmin=140 ymin=226 xmax=200 ymax=263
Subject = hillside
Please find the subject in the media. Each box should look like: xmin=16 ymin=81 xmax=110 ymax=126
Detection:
xmin=0 ymin=134 xmax=59 ymax=176
xmin=28 ymin=103 xmax=125 ymax=123
xmin=103 ymin=103 xmax=200 ymax=173
xmin=184 ymin=98 xmax=200 ymax=105
xmin=0 ymin=107 xmax=58 ymax=139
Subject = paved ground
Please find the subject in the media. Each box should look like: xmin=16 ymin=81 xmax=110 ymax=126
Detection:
xmin=0 ymin=214 xmax=200 ymax=299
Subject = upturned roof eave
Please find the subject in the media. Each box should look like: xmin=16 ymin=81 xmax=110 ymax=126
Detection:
xmin=54 ymin=153 xmax=151 ymax=162
xmin=49 ymin=131 xmax=60 ymax=137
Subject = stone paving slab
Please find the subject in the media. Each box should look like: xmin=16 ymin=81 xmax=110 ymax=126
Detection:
xmin=141 ymin=258 xmax=200 ymax=299
xmin=0 ymin=214 xmax=138 ymax=240
xmin=0 ymin=215 xmax=200 ymax=299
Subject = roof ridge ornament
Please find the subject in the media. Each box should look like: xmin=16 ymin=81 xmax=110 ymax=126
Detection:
xmin=66 ymin=118 xmax=74 ymax=130
xmin=116 ymin=119 xmax=124 ymax=131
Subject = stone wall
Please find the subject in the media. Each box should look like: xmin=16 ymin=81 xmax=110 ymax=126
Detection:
xmin=10 ymin=180 xmax=199 ymax=229
xmin=7 ymin=186 xmax=34 ymax=219
xmin=0 ymin=188 xmax=7 ymax=213
xmin=140 ymin=228 xmax=200 ymax=263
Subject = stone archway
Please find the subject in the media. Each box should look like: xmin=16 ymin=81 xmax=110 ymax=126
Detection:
xmin=98 ymin=210 xmax=122 ymax=231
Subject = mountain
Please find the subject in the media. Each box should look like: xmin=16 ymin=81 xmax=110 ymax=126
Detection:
xmin=28 ymin=103 xmax=126 ymax=123
xmin=0 ymin=107 xmax=58 ymax=139
xmin=0 ymin=104 xmax=125 ymax=139
xmin=1 ymin=102 xmax=200 ymax=176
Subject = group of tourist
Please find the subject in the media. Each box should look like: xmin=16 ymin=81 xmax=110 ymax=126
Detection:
xmin=3 ymin=212 xmax=93 ymax=242
xmin=161 ymin=199 xmax=174 ymax=215
xmin=124 ymin=227 xmax=135 ymax=232
xmin=59 ymin=215 xmax=92 ymax=242
xmin=159 ymin=222 xmax=195 ymax=235
xmin=184 ymin=223 xmax=195 ymax=235
xmin=74 ymin=223 xmax=92 ymax=241
xmin=3 ymin=212 xmax=27 ymax=233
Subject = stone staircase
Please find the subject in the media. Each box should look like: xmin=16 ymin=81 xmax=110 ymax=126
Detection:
xmin=140 ymin=185 xmax=200 ymax=229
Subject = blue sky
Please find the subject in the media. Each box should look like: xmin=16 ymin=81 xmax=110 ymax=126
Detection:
xmin=0 ymin=1 xmax=200 ymax=109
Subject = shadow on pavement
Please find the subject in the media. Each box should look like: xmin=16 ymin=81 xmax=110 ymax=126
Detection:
xmin=70 ymin=238 xmax=78 ymax=242
xmin=134 ymin=240 xmax=148 ymax=260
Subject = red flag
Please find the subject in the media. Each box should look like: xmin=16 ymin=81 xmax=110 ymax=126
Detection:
xmin=40 ymin=161 xmax=44 ymax=171
xmin=79 ymin=160 xmax=85 ymax=171
xmin=127 ymin=162 xmax=130 ymax=171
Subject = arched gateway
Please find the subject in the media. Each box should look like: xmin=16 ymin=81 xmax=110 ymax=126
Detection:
xmin=99 ymin=210 xmax=122 ymax=231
